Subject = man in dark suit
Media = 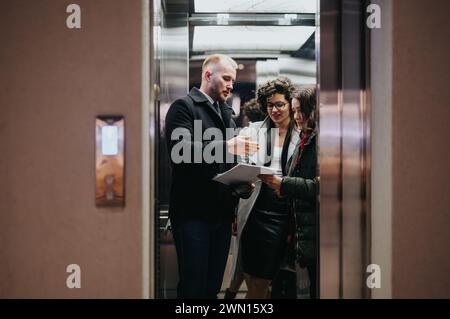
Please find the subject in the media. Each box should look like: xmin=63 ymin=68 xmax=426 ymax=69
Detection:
xmin=165 ymin=54 xmax=257 ymax=298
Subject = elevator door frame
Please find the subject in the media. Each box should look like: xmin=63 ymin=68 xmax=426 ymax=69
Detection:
xmin=147 ymin=0 xmax=372 ymax=299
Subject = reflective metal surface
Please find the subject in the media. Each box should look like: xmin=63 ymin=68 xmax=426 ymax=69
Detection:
xmin=153 ymin=0 xmax=189 ymax=298
xmin=319 ymin=0 xmax=370 ymax=298
xmin=318 ymin=0 xmax=341 ymax=298
xmin=341 ymin=0 xmax=369 ymax=299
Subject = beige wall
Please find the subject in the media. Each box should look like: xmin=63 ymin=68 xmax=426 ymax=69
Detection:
xmin=0 ymin=0 xmax=145 ymax=298
xmin=391 ymin=0 xmax=450 ymax=298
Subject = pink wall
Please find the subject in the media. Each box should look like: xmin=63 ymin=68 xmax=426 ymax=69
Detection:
xmin=392 ymin=0 xmax=450 ymax=298
xmin=0 ymin=0 xmax=144 ymax=298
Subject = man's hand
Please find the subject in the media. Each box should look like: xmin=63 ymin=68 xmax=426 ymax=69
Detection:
xmin=258 ymin=174 xmax=283 ymax=196
xmin=227 ymin=136 xmax=259 ymax=157
xmin=231 ymin=182 xmax=255 ymax=199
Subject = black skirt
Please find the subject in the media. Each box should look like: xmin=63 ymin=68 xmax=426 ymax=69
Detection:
xmin=241 ymin=184 xmax=289 ymax=280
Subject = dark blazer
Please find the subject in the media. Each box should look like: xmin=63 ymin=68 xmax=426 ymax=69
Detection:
xmin=280 ymin=131 xmax=318 ymax=266
xmin=165 ymin=87 xmax=238 ymax=222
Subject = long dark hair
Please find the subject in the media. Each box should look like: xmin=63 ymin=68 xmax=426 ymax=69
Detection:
xmin=292 ymin=86 xmax=317 ymax=132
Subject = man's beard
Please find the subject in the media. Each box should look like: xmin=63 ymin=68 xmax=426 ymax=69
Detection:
xmin=214 ymin=90 xmax=226 ymax=103
xmin=217 ymin=94 xmax=226 ymax=103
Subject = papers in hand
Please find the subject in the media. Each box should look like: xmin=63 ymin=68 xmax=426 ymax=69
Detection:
xmin=213 ymin=163 xmax=277 ymax=185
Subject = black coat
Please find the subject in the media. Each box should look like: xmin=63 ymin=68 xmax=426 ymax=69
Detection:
xmin=165 ymin=87 xmax=238 ymax=222
xmin=280 ymin=131 xmax=318 ymax=266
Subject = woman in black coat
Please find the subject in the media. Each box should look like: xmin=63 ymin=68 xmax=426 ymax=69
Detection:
xmin=259 ymin=86 xmax=318 ymax=299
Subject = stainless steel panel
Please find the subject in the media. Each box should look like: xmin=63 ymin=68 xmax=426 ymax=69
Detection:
xmin=341 ymin=0 xmax=368 ymax=299
xmin=153 ymin=0 xmax=189 ymax=299
xmin=319 ymin=0 xmax=342 ymax=299
xmin=158 ymin=210 xmax=179 ymax=298
xmin=319 ymin=0 xmax=371 ymax=299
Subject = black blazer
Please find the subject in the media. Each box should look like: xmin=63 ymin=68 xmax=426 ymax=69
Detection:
xmin=165 ymin=87 xmax=238 ymax=222
xmin=280 ymin=131 xmax=318 ymax=266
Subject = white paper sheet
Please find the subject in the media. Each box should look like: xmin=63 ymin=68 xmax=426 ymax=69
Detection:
xmin=212 ymin=163 xmax=277 ymax=185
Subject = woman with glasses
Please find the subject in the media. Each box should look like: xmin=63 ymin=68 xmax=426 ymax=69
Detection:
xmin=233 ymin=77 xmax=299 ymax=298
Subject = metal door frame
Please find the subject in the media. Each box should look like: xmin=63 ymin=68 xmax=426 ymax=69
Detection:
xmin=145 ymin=0 xmax=373 ymax=299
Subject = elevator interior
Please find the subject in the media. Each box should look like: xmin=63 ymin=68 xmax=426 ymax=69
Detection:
xmin=152 ymin=0 xmax=318 ymax=299
xmin=151 ymin=0 xmax=370 ymax=299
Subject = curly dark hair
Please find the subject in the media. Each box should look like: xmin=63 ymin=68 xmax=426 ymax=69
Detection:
xmin=243 ymin=98 xmax=265 ymax=122
xmin=256 ymin=77 xmax=296 ymax=114
xmin=292 ymin=86 xmax=317 ymax=131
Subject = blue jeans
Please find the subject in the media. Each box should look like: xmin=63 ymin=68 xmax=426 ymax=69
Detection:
xmin=171 ymin=217 xmax=232 ymax=299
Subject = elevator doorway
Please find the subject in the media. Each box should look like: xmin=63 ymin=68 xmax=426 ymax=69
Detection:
xmin=150 ymin=0 xmax=371 ymax=299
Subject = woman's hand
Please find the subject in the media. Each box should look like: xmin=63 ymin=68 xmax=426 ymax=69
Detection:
xmin=227 ymin=136 xmax=259 ymax=156
xmin=258 ymin=174 xmax=282 ymax=194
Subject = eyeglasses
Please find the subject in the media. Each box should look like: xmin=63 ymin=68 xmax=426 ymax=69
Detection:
xmin=267 ymin=102 xmax=288 ymax=111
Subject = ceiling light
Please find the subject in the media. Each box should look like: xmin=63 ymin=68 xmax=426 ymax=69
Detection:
xmin=193 ymin=26 xmax=315 ymax=52
xmin=194 ymin=0 xmax=317 ymax=13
